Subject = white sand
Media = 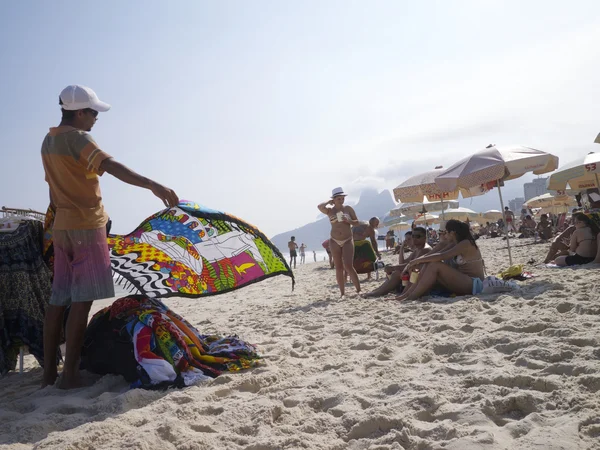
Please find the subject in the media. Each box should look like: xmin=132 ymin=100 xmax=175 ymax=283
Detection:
xmin=1 ymin=238 xmax=599 ymax=449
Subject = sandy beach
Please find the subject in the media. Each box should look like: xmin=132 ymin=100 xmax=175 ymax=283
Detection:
xmin=1 ymin=237 xmax=599 ymax=450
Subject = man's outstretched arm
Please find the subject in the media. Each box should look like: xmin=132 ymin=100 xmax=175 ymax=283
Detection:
xmin=99 ymin=158 xmax=179 ymax=208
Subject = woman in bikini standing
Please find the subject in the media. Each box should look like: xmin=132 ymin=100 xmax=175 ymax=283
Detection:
xmin=318 ymin=187 xmax=361 ymax=296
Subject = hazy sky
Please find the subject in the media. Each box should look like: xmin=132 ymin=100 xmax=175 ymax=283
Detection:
xmin=2 ymin=1 xmax=599 ymax=236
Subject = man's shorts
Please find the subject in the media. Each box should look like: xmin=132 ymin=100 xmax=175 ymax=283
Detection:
xmin=290 ymin=250 xmax=297 ymax=258
xmin=50 ymin=228 xmax=115 ymax=306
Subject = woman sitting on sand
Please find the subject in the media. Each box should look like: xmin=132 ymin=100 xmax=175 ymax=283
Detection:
xmin=395 ymin=220 xmax=485 ymax=301
xmin=553 ymin=213 xmax=598 ymax=266
xmin=317 ymin=187 xmax=361 ymax=296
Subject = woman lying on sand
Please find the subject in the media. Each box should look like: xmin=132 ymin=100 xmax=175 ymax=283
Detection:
xmin=395 ymin=220 xmax=485 ymax=301
xmin=553 ymin=213 xmax=598 ymax=266
xmin=317 ymin=187 xmax=361 ymax=296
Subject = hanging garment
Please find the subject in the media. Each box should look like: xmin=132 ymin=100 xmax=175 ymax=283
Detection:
xmin=0 ymin=220 xmax=55 ymax=375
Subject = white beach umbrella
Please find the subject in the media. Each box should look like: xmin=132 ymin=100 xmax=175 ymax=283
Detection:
xmin=382 ymin=214 xmax=409 ymax=227
xmin=546 ymin=152 xmax=600 ymax=191
xmin=524 ymin=193 xmax=576 ymax=209
xmin=439 ymin=207 xmax=480 ymax=222
xmin=393 ymin=167 xmax=486 ymax=219
xmin=413 ymin=213 xmax=440 ymax=225
xmin=435 ymin=145 xmax=559 ymax=265
xmin=389 ymin=222 xmax=410 ymax=232
xmin=389 ymin=199 xmax=459 ymax=217
xmin=481 ymin=210 xmax=504 ymax=221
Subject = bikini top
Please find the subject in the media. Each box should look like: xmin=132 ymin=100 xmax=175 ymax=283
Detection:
xmin=329 ymin=213 xmax=350 ymax=224
xmin=454 ymin=254 xmax=484 ymax=266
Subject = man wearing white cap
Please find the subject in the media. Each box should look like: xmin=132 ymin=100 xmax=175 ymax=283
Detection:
xmin=41 ymin=85 xmax=179 ymax=389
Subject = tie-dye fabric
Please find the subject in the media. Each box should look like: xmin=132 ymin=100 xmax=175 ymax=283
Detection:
xmin=108 ymin=201 xmax=294 ymax=298
xmin=81 ymin=295 xmax=260 ymax=389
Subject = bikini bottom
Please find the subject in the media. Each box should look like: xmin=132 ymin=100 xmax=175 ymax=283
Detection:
xmin=330 ymin=236 xmax=353 ymax=247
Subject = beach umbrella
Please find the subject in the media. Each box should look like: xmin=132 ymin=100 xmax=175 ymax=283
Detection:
xmin=538 ymin=205 xmax=570 ymax=215
xmin=413 ymin=213 xmax=440 ymax=225
xmin=389 ymin=222 xmax=410 ymax=232
xmin=389 ymin=199 xmax=459 ymax=217
xmin=439 ymin=207 xmax=480 ymax=222
xmin=524 ymin=193 xmax=576 ymax=209
xmin=481 ymin=210 xmax=504 ymax=221
xmin=393 ymin=167 xmax=485 ymax=219
xmin=435 ymin=145 xmax=559 ymax=265
xmin=382 ymin=214 xmax=408 ymax=227
xmin=546 ymin=152 xmax=600 ymax=191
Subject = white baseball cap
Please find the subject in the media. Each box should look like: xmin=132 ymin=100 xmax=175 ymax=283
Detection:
xmin=59 ymin=85 xmax=111 ymax=112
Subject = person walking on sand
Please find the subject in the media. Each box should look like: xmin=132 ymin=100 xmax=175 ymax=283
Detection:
xmin=504 ymin=206 xmax=516 ymax=233
xmin=317 ymin=187 xmax=361 ymax=296
xmin=313 ymin=250 xmax=316 ymax=262
xmin=299 ymin=243 xmax=307 ymax=264
xmin=41 ymin=85 xmax=179 ymax=389
xmin=288 ymin=236 xmax=298 ymax=268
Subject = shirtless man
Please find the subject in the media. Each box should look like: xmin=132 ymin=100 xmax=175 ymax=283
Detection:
xmin=352 ymin=217 xmax=381 ymax=258
xmin=364 ymin=227 xmax=431 ymax=297
xmin=352 ymin=217 xmax=382 ymax=279
xmin=536 ymin=214 xmax=553 ymax=241
xmin=299 ymin=243 xmax=307 ymax=264
xmin=288 ymin=236 xmax=298 ymax=269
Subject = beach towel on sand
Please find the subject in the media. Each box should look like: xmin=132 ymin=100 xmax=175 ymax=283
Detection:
xmin=353 ymin=239 xmax=378 ymax=274
xmin=80 ymin=295 xmax=260 ymax=389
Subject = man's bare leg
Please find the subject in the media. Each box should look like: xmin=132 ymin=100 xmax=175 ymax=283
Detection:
xmin=59 ymin=301 xmax=92 ymax=389
xmin=364 ymin=271 xmax=402 ymax=297
xmin=42 ymin=305 xmax=66 ymax=387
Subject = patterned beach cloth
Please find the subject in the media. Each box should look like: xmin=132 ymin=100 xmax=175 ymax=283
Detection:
xmin=81 ymin=295 xmax=260 ymax=389
xmin=353 ymin=239 xmax=377 ymax=274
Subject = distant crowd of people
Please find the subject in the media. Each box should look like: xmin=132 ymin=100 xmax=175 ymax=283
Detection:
xmin=303 ymin=186 xmax=600 ymax=299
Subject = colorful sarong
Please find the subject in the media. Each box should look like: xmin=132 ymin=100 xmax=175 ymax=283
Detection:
xmin=80 ymin=295 xmax=260 ymax=389
xmin=353 ymin=239 xmax=377 ymax=274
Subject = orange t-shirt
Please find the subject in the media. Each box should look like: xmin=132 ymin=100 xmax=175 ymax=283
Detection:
xmin=41 ymin=126 xmax=112 ymax=230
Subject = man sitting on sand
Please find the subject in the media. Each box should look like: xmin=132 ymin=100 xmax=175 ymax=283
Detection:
xmin=364 ymin=227 xmax=431 ymax=297
xmin=352 ymin=217 xmax=381 ymax=280
xmin=42 ymin=85 xmax=179 ymax=389
xmin=536 ymin=214 xmax=553 ymax=241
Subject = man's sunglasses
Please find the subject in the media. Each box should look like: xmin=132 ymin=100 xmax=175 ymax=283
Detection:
xmin=413 ymin=234 xmax=425 ymax=239
xmin=83 ymin=108 xmax=99 ymax=118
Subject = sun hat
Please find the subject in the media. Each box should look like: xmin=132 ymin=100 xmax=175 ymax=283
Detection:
xmin=59 ymin=85 xmax=111 ymax=112
xmin=331 ymin=187 xmax=347 ymax=198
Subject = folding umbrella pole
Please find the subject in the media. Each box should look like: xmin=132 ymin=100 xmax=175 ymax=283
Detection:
xmin=496 ymin=179 xmax=513 ymax=266
xmin=441 ymin=197 xmax=445 ymax=220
